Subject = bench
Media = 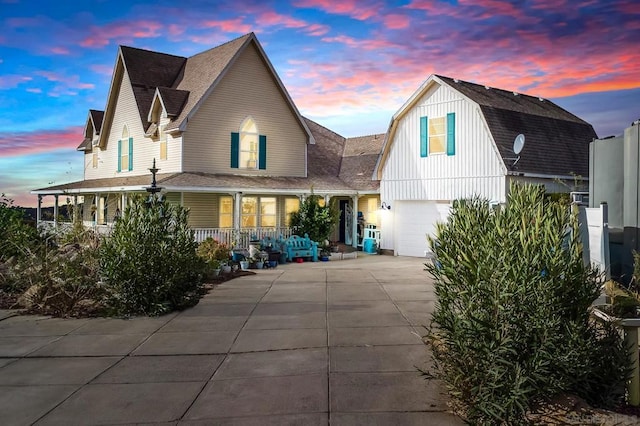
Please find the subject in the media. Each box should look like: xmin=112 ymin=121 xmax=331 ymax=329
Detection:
xmin=285 ymin=234 xmax=319 ymax=262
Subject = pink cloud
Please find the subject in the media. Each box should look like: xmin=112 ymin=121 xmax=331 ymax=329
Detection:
xmin=383 ymin=14 xmax=410 ymax=29
xmin=0 ymin=74 xmax=32 ymax=89
xmin=201 ymin=17 xmax=253 ymax=33
xmin=50 ymin=46 xmax=70 ymax=55
xmin=321 ymin=35 xmax=396 ymax=50
xmin=89 ymin=64 xmax=113 ymax=76
xmin=80 ymin=20 xmax=162 ymax=47
xmin=294 ymin=0 xmax=382 ymax=20
xmin=0 ymin=126 xmax=83 ymax=157
xmin=34 ymin=71 xmax=94 ymax=90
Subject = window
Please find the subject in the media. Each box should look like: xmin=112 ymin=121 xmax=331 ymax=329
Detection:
xmin=159 ymin=124 xmax=167 ymax=160
xmin=284 ymin=198 xmax=300 ymax=226
xmin=420 ymin=113 xmax=456 ymax=157
xmin=241 ymin=196 xmax=257 ymax=227
xmin=428 ymin=117 xmax=446 ymax=154
xmin=260 ymin=197 xmax=276 ymax=227
xmin=231 ymin=117 xmax=267 ymax=169
xmin=241 ymin=196 xmax=278 ymax=228
xmin=367 ymin=198 xmax=378 ymax=225
xmin=219 ymin=196 xmax=233 ymax=228
xmin=240 ymin=118 xmax=258 ymax=169
xmin=118 ymin=126 xmax=132 ymax=172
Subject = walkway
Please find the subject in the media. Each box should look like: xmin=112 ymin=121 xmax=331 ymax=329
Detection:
xmin=0 ymin=255 xmax=463 ymax=425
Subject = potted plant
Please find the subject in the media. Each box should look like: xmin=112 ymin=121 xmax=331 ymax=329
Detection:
xmin=240 ymin=259 xmax=250 ymax=270
xmin=220 ymin=261 xmax=232 ymax=274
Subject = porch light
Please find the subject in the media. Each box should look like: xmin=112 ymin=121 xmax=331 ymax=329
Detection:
xmin=380 ymin=202 xmax=391 ymax=211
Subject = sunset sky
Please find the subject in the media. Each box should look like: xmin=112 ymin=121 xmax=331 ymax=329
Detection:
xmin=1 ymin=0 xmax=638 ymax=207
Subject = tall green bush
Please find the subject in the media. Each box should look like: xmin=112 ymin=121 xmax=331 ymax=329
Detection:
xmin=0 ymin=194 xmax=38 ymax=261
xmin=100 ymin=196 xmax=203 ymax=316
xmin=289 ymin=193 xmax=339 ymax=243
xmin=426 ymin=184 xmax=631 ymax=423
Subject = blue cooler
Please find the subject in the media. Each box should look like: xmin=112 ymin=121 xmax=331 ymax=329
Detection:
xmin=363 ymin=238 xmax=377 ymax=254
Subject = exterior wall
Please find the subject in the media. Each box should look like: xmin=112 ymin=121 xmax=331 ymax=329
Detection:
xmin=589 ymin=136 xmax=624 ymax=228
xmin=84 ymin=69 xmax=182 ymax=180
xmin=380 ymin=82 xmax=506 ymax=250
xmin=183 ymin=193 xmax=218 ymax=228
xmin=357 ymin=195 xmax=381 ymax=228
xmin=183 ymin=43 xmax=307 ymax=177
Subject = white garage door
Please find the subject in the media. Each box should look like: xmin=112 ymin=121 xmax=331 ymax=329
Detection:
xmin=394 ymin=201 xmax=446 ymax=257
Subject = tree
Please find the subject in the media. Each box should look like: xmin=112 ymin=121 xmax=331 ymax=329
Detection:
xmin=289 ymin=193 xmax=340 ymax=243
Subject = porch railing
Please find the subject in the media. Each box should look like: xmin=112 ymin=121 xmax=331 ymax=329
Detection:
xmin=38 ymin=221 xmax=294 ymax=248
xmin=193 ymin=227 xmax=294 ymax=247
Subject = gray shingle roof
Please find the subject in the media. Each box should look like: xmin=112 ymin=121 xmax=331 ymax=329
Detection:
xmin=157 ymin=87 xmax=189 ymax=117
xmin=90 ymin=109 xmax=104 ymax=132
xmin=340 ymin=134 xmax=384 ymax=191
xmin=120 ymin=46 xmax=187 ymax=132
xmin=436 ymin=75 xmax=597 ymax=177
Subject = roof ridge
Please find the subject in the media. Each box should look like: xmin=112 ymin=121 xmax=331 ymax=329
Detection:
xmin=187 ymin=32 xmax=253 ymax=60
xmin=303 ymin=117 xmax=346 ymax=140
xmin=120 ymin=44 xmax=186 ymax=60
xmin=346 ymin=133 xmax=385 ymax=140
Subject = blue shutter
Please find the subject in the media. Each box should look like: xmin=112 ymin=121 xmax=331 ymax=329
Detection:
xmin=258 ymin=135 xmax=267 ymax=170
xmin=446 ymin=112 xmax=455 ymax=156
xmin=128 ymin=137 xmax=133 ymax=170
xmin=230 ymin=132 xmax=239 ymax=168
xmin=117 ymin=140 xmax=122 ymax=172
xmin=420 ymin=116 xmax=428 ymax=157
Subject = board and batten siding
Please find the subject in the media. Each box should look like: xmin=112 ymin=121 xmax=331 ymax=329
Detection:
xmin=381 ymin=82 xmax=506 ymax=203
xmin=83 ymin=69 xmax=182 ymax=181
xmin=182 ymin=42 xmax=307 ymax=177
xmin=379 ymin=81 xmax=506 ymax=251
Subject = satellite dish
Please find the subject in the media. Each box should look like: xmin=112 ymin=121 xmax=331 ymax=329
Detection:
xmin=513 ymin=134 xmax=525 ymax=155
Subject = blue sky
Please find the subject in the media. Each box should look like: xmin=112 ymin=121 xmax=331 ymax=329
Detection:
xmin=1 ymin=0 xmax=638 ymax=206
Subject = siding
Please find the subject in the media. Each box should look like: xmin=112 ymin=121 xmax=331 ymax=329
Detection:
xmin=381 ymin=82 xmax=506 ymax=204
xmin=183 ymin=43 xmax=307 ymax=176
xmin=183 ymin=193 xmax=218 ymax=228
xmin=84 ymin=68 xmax=182 ymax=181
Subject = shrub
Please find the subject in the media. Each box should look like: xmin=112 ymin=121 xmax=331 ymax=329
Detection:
xmin=197 ymin=238 xmax=230 ymax=279
xmin=2 ymin=229 xmax=102 ymax=316
xmin=99 ymin=196 xmax=203 ymax=316
xmin=426 ymin=183 xmax=631 ymax=423
xmin=0 ymin=194 xmax=38 ymax=261
xmin=289 ymin=193 xmax=340 ymax=243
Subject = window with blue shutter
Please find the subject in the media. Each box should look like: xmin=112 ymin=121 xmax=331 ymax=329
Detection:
xmin=420 ymin=116 xmax=428 ymax=157
xmin=230 ymin=132 xmax=239 ymax=168
xmin=258 ymin=135 xmax=267 ymax=170
xmin=446 ymin=112 xmax=455 ymax=156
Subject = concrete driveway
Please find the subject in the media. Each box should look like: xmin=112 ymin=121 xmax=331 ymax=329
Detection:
xmin=0 ymin=254 xmax=463 ymax=425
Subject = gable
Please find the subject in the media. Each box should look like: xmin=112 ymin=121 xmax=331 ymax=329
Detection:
xmin=181 ymin=41 xmax=308 ymax=177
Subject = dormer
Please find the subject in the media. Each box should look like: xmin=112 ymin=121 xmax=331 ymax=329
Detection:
xmin=77 ymin=109 xmax=104 ymax=151
xmin=146 ymin=87 xmax=189 ymax=138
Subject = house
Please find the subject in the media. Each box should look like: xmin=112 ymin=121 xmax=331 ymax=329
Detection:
xmin=375 ymin=74 xmax=598 ymax=257
xmin=589 ymin=119 xmax=640 ymax=279
xmin=32 ymin=33 xmax=382 ymax=248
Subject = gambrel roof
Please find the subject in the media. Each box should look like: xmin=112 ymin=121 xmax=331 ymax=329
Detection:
xmin=376 ymin=74 xmax=598 ymax=179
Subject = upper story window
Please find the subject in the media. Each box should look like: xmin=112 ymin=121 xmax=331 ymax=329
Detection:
xmin=420 ymin=113 xmax=456 ymax=157
xmin=118 ymin=126 xmax=133 ymax=172
xmin=159 ymin=124 xmax=167 ymax=160
xmin=240 ymin=117 xmax=258 ymax=169
xmin=231 ymin=117 xmax=267 ymax=170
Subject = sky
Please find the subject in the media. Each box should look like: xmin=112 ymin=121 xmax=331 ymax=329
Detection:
xmin=0 ymin=0 xmax=638 ymax=207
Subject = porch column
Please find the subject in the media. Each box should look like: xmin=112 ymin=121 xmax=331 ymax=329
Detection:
xmin=73 ymin=196 xmax=78 ymax=223
xmin=352 ymin=195 xmax=359 ymax=248
xmin=94 ymin=193 xmax=99 ymax=225
xmin=53 ymin=195 xmax=59 ymax=227
xmin=234 ymin=192 xmax=242 ymax=236
xmin=36 ymin=195 xmax=42 ymax=225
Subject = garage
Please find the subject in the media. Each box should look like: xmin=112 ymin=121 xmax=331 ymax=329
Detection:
xmin=393 ymin=201 xmax=449 ymax=257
